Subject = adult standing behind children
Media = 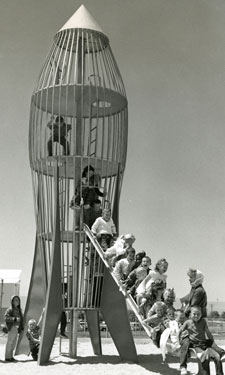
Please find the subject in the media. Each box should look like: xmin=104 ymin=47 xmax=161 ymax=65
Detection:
xmin=4 ymin=295 xmax=24 ymax=362
xmin=181 ymin=268 xmax=207 ymax=318
xmin=47 ymin=115 xmax=71 ymax=156
xmin=91 ymin=208 xmax=117 ymax=251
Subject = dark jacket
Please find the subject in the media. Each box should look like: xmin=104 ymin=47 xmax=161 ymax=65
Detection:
xmin=185 ymin=284 xmax=207 ymax=318
xmin=4 ymin=295 xmax=24 ymax=333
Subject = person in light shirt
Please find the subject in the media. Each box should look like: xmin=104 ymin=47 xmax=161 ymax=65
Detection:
xmin=91 ymin=208 xmax=117 ymax=251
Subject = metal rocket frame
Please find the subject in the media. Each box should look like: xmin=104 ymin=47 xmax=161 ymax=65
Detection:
xmin=16 ymin=5 xmax=138 ymax=365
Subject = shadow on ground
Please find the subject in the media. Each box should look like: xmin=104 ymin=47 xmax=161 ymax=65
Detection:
xmin=42 ymin=353 xmax=181 ymax=374
xmin=138 ymin=354 xmax=181 ymax=374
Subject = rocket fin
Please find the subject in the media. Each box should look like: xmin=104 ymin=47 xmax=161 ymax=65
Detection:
xmin=85 ymin=310 xmax=102 ymax=355
xmin=15 ymin=235 xmax=47 ymax=355
xmin=38 ymin=165 xmax=63 ymax=365
xmin=100 ymin=268 xmax=138 ymax=363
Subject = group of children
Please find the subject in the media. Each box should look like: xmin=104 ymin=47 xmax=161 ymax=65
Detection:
xmin=3 ymin=274 xmax=225 ymax=374
xmin=3 ymin=189 xmax=225 ymax=374
xmin=126 ymin=260 xmax=225 ymax=375
xmin=88 ymin=209 xmax=225 ymax=375
xmin=70 ymin=187 xmax=225 ymax=375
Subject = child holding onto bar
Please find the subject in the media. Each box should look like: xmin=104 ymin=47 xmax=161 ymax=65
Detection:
xmin=26 ymin=308 xmax=45 ymax=361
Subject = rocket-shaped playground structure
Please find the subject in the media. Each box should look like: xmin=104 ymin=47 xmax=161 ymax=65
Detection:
xmin=16 ymin=5 xmax=147 ymax=365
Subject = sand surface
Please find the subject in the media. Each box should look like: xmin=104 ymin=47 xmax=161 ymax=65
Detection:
xmin=0 ymin=334 xmax=224 ymax=374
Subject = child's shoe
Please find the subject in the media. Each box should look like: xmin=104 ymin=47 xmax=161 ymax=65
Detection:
xmin=180 ymin=367 xmax=188 ymax=375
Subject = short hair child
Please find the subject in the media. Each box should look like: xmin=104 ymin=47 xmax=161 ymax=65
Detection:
xmin=26 ymin=309 xmax=45 ymax=361
xmin=179 ymin=306 xmax=224 ymax=375
xmin=113 ymin=247 xmax=136 ymax=284
xmin=91 ymin=208 xmax=117 ymax=251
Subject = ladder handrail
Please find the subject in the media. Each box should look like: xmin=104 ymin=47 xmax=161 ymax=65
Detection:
xmin=83 ymin=224 xmax=152 ymax=337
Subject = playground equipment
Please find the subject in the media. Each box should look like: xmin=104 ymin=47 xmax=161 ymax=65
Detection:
xmin=16 ymin=5 xmax=148 ymax=365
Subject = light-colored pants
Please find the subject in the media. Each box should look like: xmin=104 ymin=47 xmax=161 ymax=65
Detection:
xmin=5 ymin=325 xmax=18 ymax=360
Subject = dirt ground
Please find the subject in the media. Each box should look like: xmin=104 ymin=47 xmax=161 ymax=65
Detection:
xmin=0 ymin=334 xmax=224 ymax=375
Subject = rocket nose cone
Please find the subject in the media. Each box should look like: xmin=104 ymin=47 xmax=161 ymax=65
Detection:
xmin=59 ymin=4 xmax=105 ymax=34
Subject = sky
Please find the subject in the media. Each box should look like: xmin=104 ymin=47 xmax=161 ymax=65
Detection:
xmin=0 ymin=0 xmax=225 ymax=303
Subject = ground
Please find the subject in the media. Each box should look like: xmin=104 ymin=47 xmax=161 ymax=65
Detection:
xmin=0 ymin=335 xmax=224 ymax=374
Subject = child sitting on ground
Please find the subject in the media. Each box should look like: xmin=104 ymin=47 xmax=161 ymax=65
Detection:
xmin=91 ymin=208 xmax=117 ymax=251
xmin=26 ymin=308 xmax=45 ymax=361
xmin=113 ymin=247 xmax=136 ymax=284
xmin=125 ymin=256 xmax=151 ymax=299
xmin=142 ymin=301 xmax=167 ymax=347
xmin=179 ymin=305 xmax=224 ymax=375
